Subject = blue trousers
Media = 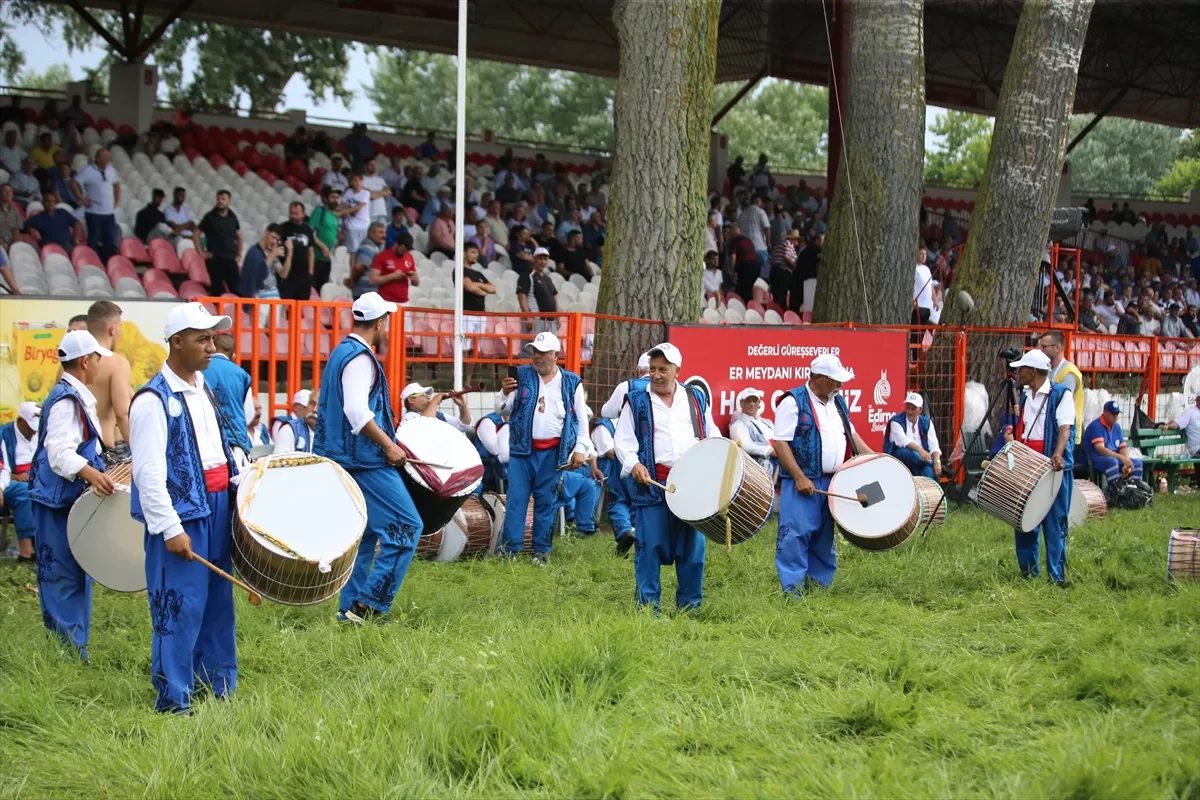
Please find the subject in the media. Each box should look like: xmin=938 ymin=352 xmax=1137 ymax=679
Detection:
xmin=473 ymin=459 xmax=507 ymax=497
xmin=144 ymin=490 xmax=237 ymax=713
xmin=556 ymin=466 xmax=600 ymax=534
xmin=339 ymin=468 xmax=423 ymax=614
xmin=777 ymin=475 xmax=837 ymax=594
xmin=32 ymin=502 xmax=93 ymax=659
xmin=1015 ymin=477 xmax=1071 ymax=585
xmin=891 ymin=447 xmax=937 ymax=480
xmin=1089 ymin=454 xmax=1142 ymax=483
xmin=504 ymin=450 xmax=558 ymax=555
xmin=632 ymin=502 xmax=705 ymax=611
xmin=4 ymin=480 xmax=35 ymax=539
xmin=599 ymin=457 xmax=633 ymax=538
xmin=85 ymin=212 xmax=120 ymax=264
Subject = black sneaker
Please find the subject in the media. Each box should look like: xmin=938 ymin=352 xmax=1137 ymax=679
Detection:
xmin=531 ymin=554 xmax=549 ymax=567
xmin=615 ymin=531 xmax=636 ymax=557
xmin=347 ymin=601 xmax=381 ymax=622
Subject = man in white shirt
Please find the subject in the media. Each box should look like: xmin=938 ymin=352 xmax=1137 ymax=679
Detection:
xmin=164 ymin=186 xmax=197 ymax=242
xmin=999 ymin=349 xmax=1076 ymax=585
xmin=129 ymin=303 xmax=241 ymax=713
xmin=0 ymin=401 xmax=40 ymax=561
xmin=729 ymin=387 xmax=776 ymax=481
xmin=1165 ymin=394 xmax=1200 ymax=457
xmin=737 ymin=195 xmax=771 ymax=264
xmin=0 ymin=128 xmax=25 ymax=174
xmin=1093 ymin=290 xmax=1120 ymax=329
xmin=600 ymin=351 xmax=651 ymax=419
xmin=321 ymin=154 xmax=348 ymax=192
xmin=340 ymin=172 xmax=372 ymax=254
xmin=772 ymin=354 xmax=873 ymax=595
xmin=473 ymin=402 xmax=510 ymax=495
xmin=76 ymin=147 xmax=122 ymax=262
xmin=399 ymin=382 xmax=472 ymax=433
xmin=313 ymin=292 xmax=424 ymax=622
xmin=884 ymin=392 xmax=941 ymax=479
xmin=614 ymin=343 xmax=720 ymax=611
xmin=30 ymin=330 xmax=116 ymax=660
xmin=361 ymin=156 xmax=391 ymax=222
xmin=913 ymin=246 xmax=934 ymax=325
xmin=272 ymin=389 xmax=317 ymax=455
xmin=498 ymin=331 xmax=589 ymax=565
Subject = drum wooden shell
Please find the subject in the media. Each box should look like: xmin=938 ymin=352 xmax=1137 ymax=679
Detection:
xmin=832 ymin=454 xmax=919 ymax=552
xmin=233 ymin=455 xmax=366 ymax=606
xmin=482 ymin=492 xmax=534 ymax=554
xmin=67 ymin=459 xmax=143 ymax=593
xmin=666 ymin=438 xmax=773 ymax=546
xmin=459 ymin=496 xmax=497 ymax=556
xmin=1167 ymin=529 xmax=1200 ymax=582
xmin=419 ymin=497 xmax=492 ymax=561
xmin=975 ymin=441 xmax=1062 ymax=531
xmin=913 ymin=476 xmax=946 ymax=529
xmin=1068 ymin=480 xmax=1108 ymax=529
xmin=106 ymin=460 xmax=134 ymax=487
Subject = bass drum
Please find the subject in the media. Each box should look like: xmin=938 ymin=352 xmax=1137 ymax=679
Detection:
xmin=482 ymin=492 xmax=534 ymax=554
xmin=829 ymin=454 xmax=919 ymax=552
xmin=67 ymin=461 xmax=145 ymax=592
xmin=396 ymin=417 xmax=484 ymax=533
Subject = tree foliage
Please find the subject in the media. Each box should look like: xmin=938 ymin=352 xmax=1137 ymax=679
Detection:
xmin=923 ymin=110 xmax=992 ymax=186
xmin=1150 ymin=158 xmax=1200 ymax=200
xmin=13 ymin=62 xmax=72 ymax=91
xmin=1067 ymin=116 xmax=1183 ymax=196
xmin=712 ymin=79 xmax=828 ymax=172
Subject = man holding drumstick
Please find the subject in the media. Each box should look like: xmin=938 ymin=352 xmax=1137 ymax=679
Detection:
xmin=614 ymin=343 xmax=719 ymax=612
xmin=129 ymin=303 xmax=241 ymax=713
xmin=772 ymin=354 xmax=873 ymax=596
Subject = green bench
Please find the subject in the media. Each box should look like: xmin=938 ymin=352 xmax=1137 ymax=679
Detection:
xmin=1130 ymin=428 xmax=1198 ymax=493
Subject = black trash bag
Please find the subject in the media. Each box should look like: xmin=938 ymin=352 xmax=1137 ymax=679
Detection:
xmin=1106 ymin=478 xmax=1154 ymax=510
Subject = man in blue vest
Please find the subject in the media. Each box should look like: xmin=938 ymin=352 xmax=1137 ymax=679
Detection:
xmin=399 ymin=381 xmax=472 ymax=432
xmin=772 ymin=354 xmax=873 ymax=596
xmin=272 ymin=389 xmax=317 ymax=454
xmin=30 ymin=330 xmax=116 ymax=660
xmin=883 ymin=391 xmax=942 ymax=480
xmin=591 ymin=410 xmax=635 ymax=555
xmin=600 ymin=351 xmax=650 ymax=419
xmin=472 ymin=401 xmax=508 ymax=495
xmin=314 ymin=292 xmax=424 ymax=622
xmin=247 ymin=406 xmax=271 ymax=451
xmin=1082 ymin=400 xmax=1142 ymax=484
xmin=614 ymin=343 xmax=719 ymax=610
xmin=0 ymin=402 xmax=40 ymax=562
xmin=554 ymin=408 xmax=604 ymax=537
xmin=498 ymin=331 xmax=589 ymax=565
xmin=129 ymin=302 xmax=241 ymax=714
xmin=203 ymin=332 xmax=258 ymax=465
xmin=1002 ymin=349 xmax=1075 ymax=585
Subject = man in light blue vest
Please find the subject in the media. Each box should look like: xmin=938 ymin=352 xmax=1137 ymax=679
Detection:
xmin=203 ymin=332 xmax=257 ymax=464
xmin=472 ymin=402 xmax=508 ymax=495
xmin=129 ymin=302 xmax=240 ymax=714
xmin=554 ymin=408 xmax=604 ymax=537
xmin=272 ymin=389 xmax=316 ymax=454
xmin=600 ymin=351 xmax=650 ymax=419
xmin=0 ymin=402 xmax=40 ymax=562
xmin=30 ymin=330 xmax=116 ymax=660
xmin=314 ymin=292 xmax=424 ymax=621
xmin=591 ymin=411 xmax=635 ymax=555
xmin=498 ymin=331 xmax=589 ymax=566
xmin=1002 ymin=349 xmax=1075 ymax=586
xmin=772 ymin=354 xmax=873 ymax=596
xmin=883 ymin=392 xmax=942 ymax=480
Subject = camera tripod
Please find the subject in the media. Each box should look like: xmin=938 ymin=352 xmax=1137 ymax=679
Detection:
xmin=934 ymin=371 xmax=1020 ymax=516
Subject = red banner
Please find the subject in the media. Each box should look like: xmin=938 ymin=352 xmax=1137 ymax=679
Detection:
xmin=667 ymin=326 xmax=909 ymax=450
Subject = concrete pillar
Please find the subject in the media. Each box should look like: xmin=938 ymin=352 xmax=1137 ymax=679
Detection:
xmin=709 ymin=130 xmax=727 ymax=194
xmin=108 ymin=62 xmax=158 ymax=133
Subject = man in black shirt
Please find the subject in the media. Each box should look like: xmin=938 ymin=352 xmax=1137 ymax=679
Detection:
xmin=198 ymin=190 xmax=243 ymax=295
xmin=284 ymin=127 xmax=310 ymax=161
xmin=401 ymin=166 xmax=430 ymax=214
xmin=508 ymin=224 xmax=535 ymax=275
xmin=790 ymin=231 xmax=823 ymax=313
xmin=134 ymin=188 xmax=166 ymax=242
xmin=277 ymin=201 xmax=316 ymax=300
xmin=460 ymin=242 xmax=496 ymax=313
xmin=556 ymin=230 xmax=592 ymax=280
xmin=518 ymin=248 xmax=558 ymax=334
xmin=534 ymin=220 xmax=557 ymax=250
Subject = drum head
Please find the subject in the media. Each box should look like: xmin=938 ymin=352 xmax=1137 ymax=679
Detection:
xmin=435 ymin=523 xmax=467 ymax=562
xmin=396 ymin=416 xmax=484 ymax=497
xmin=1020 ymin=468 xmax=1063 ymax=532
xmin=828 ymin=454 xmax=916 ymax=539
xmin=68 ymin=489 xmax=145 ymax=592
xmin=665 ymin=438 xmax=745 ymax=523
xmin=1068 ymin=481 xmax=1088 ymax=529
xmin=482 ymin=492 xmax=506 ymax=553
xmin=238 ymin=455 xmax=367 ymax=562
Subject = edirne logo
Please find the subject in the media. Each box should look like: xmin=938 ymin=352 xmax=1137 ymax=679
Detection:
xmin=873 ymin=370 xmax=891 ymax=406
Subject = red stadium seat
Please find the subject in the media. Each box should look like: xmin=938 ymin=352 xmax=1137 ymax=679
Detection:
xmin=119 ymin=237 xmax=150 ymax=263
xmin=96 ymin=118 xmax=114 ymax=131
xmin=150 ymin=241 xmax=184 ymax=274
xmin=179 ymin=280 xmax=209 ymax=300
xmin=70 ymin=245 xmax=104 ymax=272
xmin=40 ymin=243 xmax=69 ymax=262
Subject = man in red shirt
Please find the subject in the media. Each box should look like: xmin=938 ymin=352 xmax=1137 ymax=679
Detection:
xmin=369 ymin=230 xmax=420 ymax=304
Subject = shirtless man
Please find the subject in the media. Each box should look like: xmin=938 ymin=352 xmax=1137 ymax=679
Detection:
xmin=85 ymin=300 xmax=132 ymax=448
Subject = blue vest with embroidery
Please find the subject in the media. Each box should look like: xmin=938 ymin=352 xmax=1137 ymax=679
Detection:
xmin=786 ymin=386 xmax=853 ymax=480
xmin=1017 ymin=381 xmax=1076 ymax=470
xmin=257 ymin=423 xmax=272 ymax=445
xmin=274 ymin=416 xmax=312 ymax=453
xmin=473 ymin=412 xmax=508 ymax=484
xmin=129 ymin=373 xmax=237 ymax=524
xmin=30 ymin=379 xmax=105 ymax=509
xmin=202 ymin=354 xmax=253 ymax=453
xmin=882 ymin=413 xmax=930 ymax=457
xmin=626 ymin=384 xmax=709 ymax=507
xmin=508 ymin=365 xmax=581 ymax=465
xmin=314 ymin=336 xmax=395 ymax=471
xmin=0 ymin=422 xmax=17 ymax=473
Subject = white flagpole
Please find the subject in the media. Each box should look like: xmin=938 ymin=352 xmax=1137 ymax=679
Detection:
xmin=452 ymin=0 xmax=468 ymax=389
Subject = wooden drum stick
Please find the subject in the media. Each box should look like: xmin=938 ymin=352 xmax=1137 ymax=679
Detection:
xmin=193 ymin=554 xmax=262 ymax=606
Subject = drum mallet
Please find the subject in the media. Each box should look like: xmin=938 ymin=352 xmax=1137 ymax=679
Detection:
xmin=405 ymin=459 xmax=450 ymax=469
xmin=646 ymin=478 xmax=677 ymax=494
xmin=193 ymin=554 xmax=262 ymax=606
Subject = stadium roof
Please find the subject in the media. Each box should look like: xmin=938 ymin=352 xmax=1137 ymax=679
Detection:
xmin=71 ymin=0 xmax=1200 ymax=127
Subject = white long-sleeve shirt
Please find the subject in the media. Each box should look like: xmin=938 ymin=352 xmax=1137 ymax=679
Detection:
xmin=130 ymin=364 xmax=233 ymax=539
xmin=499 ymin=368 xmax=589 ymax=455
xmin=340 ymin=334 xmax=381 ymax=435
xmin=614 ymin=382 xmax=720 ymax=478
xmin=591 ymin=423 xmax=616 ymax=458
xmin=476 ymin=416 xmax=510 ymax=464
xmin=0 ymin=426 xmax=36 ymax=492
xmin=1019 ymin=380 xmax=1075 ymax=443
xmin=272 ymin=416 xmax=314 ymax=454
xmin=774 ymin=386 xmax=857 ymax=475
xmin=729 ymin=414 xmax=775 ymax=458
xmin=601 ymin=376 xmax=648 ymax=419
xmin=44 ymin=374 xmax=103 ymax=481
xmin=888 ymin=414 xmax=941 ymax=456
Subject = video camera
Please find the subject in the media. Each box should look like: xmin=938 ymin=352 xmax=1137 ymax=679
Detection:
xmin=998 ymin=347 xmax=1022 ymax=379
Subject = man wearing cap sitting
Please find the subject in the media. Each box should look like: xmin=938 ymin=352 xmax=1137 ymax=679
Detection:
xmin=729 ymin=388 xmax=776 ymax=481
xmin=1083 ymin=401 xmax=1142 ymax=485
xmin=202 ymin=332 xmax=258 ymax=465
xmin=272 ymin=389 xmax=317 ymax=455
xmin=883 ymin=392 xmax=942 ymax=480
xmin=472 ymin=399 xmax=509 ymax=495
xmin=600 ymin=352 xmax=651 ymax=420
xmin=314 ymin=292 xmax=424 ymax=621
xmin=129 ymin=302 xmax=242 ymax=713
xmin=772 ymin=354 xmax=873 ymax=595
xmin=554 ymin=408 xmax=604 ymax=538
xmin=614 ymin=343 xmax=719 ymax=610
xmin=400 ymin=382 xmax=472 ymax=433
xmin=31 ymin=330 xmax=117 ymax=660
xmin=247 ymin=407 xmax=271 ymax=451
xmin=0 ymin=402 xmax=40 ymax=562
xmin=498 ymin=331 xmax=589 ymax=566
xmin=591 ymin=406 xmax=635 ymax=555
xmin=998 ymin=349 xmax=1075 ymax=586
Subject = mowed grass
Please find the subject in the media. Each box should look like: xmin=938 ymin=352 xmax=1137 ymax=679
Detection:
xmin=1 ymin=496 xmax=1198 ymax=799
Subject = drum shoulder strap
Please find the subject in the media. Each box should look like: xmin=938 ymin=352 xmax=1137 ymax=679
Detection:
xmin=835 ymin=396 xmax=858 ymax=458
xmin=686 ymin=388 xmax=702 ymax=440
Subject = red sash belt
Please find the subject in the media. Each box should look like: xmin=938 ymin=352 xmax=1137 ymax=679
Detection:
xmin=204 ymin=466 xmax=230 ymax=493
xmin=13 ymin=463 xmax=31 ymax=474
xmin=533 ymin=437 xmax=561 ymax=451
xmin=1023 ymin=438 xmax=1047 ymax=455
xmin=655 ymin=464 xmax=671 ymax=481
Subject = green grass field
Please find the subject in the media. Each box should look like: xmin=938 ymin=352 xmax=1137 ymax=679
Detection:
xmin=1 ymin=496 xmax=1198 ymax=799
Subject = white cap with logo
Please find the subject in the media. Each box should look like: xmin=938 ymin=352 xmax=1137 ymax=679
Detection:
xmin=524 ymin=332 xmax=561 ymax=353
xmin=736 ymin=387 xmax=765 ymax=405
xmin=57 ymin=330 xmax=113 ymax=362
xmin=533 ymin=247 xmax=551 ymax=257
xmin=17 ymin=401 xmax=40 ymax=431
xmin=292 ymin=389 xmax=312 ymax=407
xmin=809 ymin=353 xmax=854 ymax=382
xmin=163 ymin=302 xmax=233 ymax=341
xmin=904 ymin=391 xmax=924 ymax=409
xmin=647 ymin=342 xmax=683 ymax=367
xmin=352 ymin=291 xmax=399 ymax=322
xmin=400 ymin=382 xmax=435 ymax=402
xmin=1009 ymin=349 xmax=1052 ymax=371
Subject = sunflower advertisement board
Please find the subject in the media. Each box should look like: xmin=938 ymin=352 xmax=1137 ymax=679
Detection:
xmin=0 ymin=298 xmax=178 ymax=424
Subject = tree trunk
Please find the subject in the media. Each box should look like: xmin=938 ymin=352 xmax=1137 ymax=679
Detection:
xmin=812 ymin=0 xmax=924 ymax=325
xmin=589 ymin=0 xmax=720 ymax=401
xmin=940 ymin=0 xmax=1095 ymax=329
